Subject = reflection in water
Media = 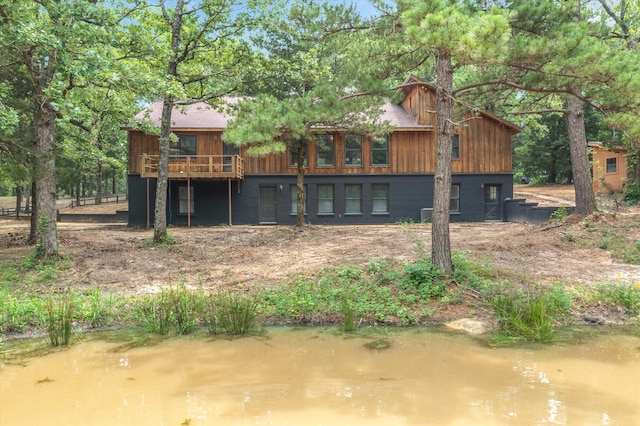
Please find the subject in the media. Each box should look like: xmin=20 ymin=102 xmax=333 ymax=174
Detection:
xmin=1 ymin=328 xmax=639 ymax=425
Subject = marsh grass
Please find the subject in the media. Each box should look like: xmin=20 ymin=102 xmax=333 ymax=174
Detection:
xmin=46 ymin=297 xmax=73 ymax=346
xmin=206 ymin=291 xmax=258 ymax=335
xmin=134 ymin=284 xmax=203 ymax=335
xmin=491 ymin=288 xmax=561 ymax=344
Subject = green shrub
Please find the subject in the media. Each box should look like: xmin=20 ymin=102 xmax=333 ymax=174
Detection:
xmin=624 ymin=179 xmax=640 ymax=205
xmin=400 ymin=258 xmax=445 ymax=299
xmin=491 ymin=289 xmax=559 ymax=344
xmin=46 ymin=297 xmax=74 ymax=346
xmin=206 ymin=291 xmax=258 ymax=335
xmin=597 ymin=283 xmax=640 ymax=314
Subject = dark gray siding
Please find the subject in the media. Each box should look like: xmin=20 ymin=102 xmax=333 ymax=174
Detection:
xmin=128 ymin=173 xmax=514 ymax=226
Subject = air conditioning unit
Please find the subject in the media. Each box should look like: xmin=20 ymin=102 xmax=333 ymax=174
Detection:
xmin=420 ymin=208 xmax=433 ymax=223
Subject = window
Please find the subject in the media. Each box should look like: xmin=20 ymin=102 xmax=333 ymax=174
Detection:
xmin=289 ymin=140 xmax=308 ymax=167
xmin=372 ymin=184 xmax=389 ymax=213
xmin=317 ymin=184 xmax=334 ymax=214
xmin=371 ymin=134 xmax=389 ymax=166
xmin=345 ymin=184 xmax=362 ymax=214
xmin=344 ymin=134 xmax=362 ymax=166
xmin=290 ymin=184 xmax=307 ymax=214
xmin=223 ymin=142 xmax=239 ymax=172
xmin=316 ymin=134 xmax=334 ymax=166
xmin=452 ymin=134 xmax=460 ymax=159
xmin=179 ymin=186 xmax=195 ymax=214
xmin=606 ymin=157 xmax=617 ymax=173
xmin=450 ymin=184 xmax=460 ymax=212
xmin=171 ymin=135 xmax=197 ymax=156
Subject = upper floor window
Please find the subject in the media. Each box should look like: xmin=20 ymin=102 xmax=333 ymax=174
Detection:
xmin=171 ymin=135 xmax=197 ymax=156
xmin=450 ymin=184 xmax=460 ymax=212
xmin=344 ymin=134 xmax=362 ymax=166
xmin=289 ymin=140 xmax=308 ymax=167
xmin=452 ymin=134 xmax=460 ymax=159
xmin=316 ymin=134 xmax=334 ymax=166
xmin=606 ymin=157 xmax=617 ymax=173
xmin=371 ymin=134 xmax=389 ymax=166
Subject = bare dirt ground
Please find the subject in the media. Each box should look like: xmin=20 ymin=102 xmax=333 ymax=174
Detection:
xmin=1 ymin=185 xmax=639 ymax=325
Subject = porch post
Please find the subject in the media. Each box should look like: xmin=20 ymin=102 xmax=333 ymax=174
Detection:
xmin=228 ymin=177 xmax=232 ymax=226
xmin=187 ymin=177 xmax=191 ymax=227
xmin=146 ymin=177 xmax=150 ymax=229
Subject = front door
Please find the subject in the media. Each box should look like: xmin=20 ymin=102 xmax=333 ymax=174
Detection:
xmin=259 ymin=186 xmax=277 ymax=224
xmin=484 ymin=184 xmax=501 ymax=221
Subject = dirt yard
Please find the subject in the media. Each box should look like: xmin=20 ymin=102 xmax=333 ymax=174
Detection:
xmin=1 ymin=185 xmax=639 ymax=324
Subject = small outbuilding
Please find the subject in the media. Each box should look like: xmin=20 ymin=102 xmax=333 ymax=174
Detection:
xmin=589 ymin=142 xmax=627 ymax=193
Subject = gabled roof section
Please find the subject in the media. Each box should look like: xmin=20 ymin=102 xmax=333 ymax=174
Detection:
xmin=123 ymin=99 xmax=239 ymax=131
xmin=399 ymin=75 xmax=522 ymax=134
xmin=125 ymin=96 xmax=433 ymax=132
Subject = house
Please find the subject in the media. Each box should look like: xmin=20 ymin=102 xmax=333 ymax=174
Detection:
xmin=589 ymin=142 xmax=627 ymax=193
xmin=124 ymin=76 xmax=521 ymax=226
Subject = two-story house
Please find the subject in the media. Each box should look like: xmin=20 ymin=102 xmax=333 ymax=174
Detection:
xmin=124 ymin=76 xmax=521 ymax=226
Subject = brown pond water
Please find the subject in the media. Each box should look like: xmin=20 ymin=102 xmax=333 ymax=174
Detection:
xmin=1 ymin=328 xmax=639 ymax=425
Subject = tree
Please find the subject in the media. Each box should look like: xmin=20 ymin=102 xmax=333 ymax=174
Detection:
xmin=401 ymin=0 xmax=512 ymax=273
xmin=125 ymin=0 xmax=255 ymax=243
xmin=224 ymin=1 xmax=390 ymax=227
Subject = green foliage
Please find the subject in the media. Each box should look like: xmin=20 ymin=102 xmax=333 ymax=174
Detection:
xmin=400 ymin=258 xmax=446 ymax=299
xmin=491 ymin=288 xmax=559 ymax=344
xmin=596 ymin=282 xmax=640 ymax=314
xmin=205 ymin=292 xmax=259 ymax=336
xmin=0 ymin=287 xmax=46 ymax=333
xmin=624 ymin=179 xmax=640 ymax=205
xmin=550 ymin=206 xmax=569 ymax=221
xmin=46 ymin=297 xmax=74 ymax=347
xmin=133 ymin=284 xmax=202 ymax=336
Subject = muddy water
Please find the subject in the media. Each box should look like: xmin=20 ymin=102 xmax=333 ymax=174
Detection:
xmin=1 ymin=328 xmax=639 ymax=425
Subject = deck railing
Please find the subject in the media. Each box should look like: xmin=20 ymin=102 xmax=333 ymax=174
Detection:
xmin=140 ymin=155 xmax=244 ymax=180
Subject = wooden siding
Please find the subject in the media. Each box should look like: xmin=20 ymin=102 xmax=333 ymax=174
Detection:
xmin=401 ymin=84 xmax=437 ymax=125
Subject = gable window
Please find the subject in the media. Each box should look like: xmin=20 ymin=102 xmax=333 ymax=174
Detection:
xmin=179 ymin=186 xmax=195 ymax=214
xmin=371 ymin=134 xmax=389 ymax=166
xmin=290 ymin=184 xmax=307 ymax=214
xmin=372 ymin=183 xmax=389 ymax=214
xmin=171 ymin=135 xmax=197 ymax=156
xmin=450 ymin=184 xmax=460 ymax=213
xmin=317 ymin=184 xmax=334 ymax=214
xmin=452 ymin=134 xmax=460 ymax=159
xmin=606 ymin=157 xmax=617 ymax=173
xmin=316 ymin=134 xmax=334 ymax=166
xmin=344 ymin=134 xmax=362 ymax=166
xmin=345 ymin=184 xmax=362 ymax=214
xmin=289 ymin=140 xmax=308 ymax=167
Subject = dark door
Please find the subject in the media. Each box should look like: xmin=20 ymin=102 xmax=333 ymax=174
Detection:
xmin=484 ymin=184 xmax=501 ymax=221
xmin=259 ymin=186 xmax=277 ymax=224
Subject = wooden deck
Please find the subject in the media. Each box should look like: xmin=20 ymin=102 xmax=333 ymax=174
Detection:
xmin=140 ymin=155 xmax=244 ymax=180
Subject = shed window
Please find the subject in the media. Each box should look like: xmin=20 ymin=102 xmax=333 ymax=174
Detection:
xmin=316 ymin=134 xmax=334 ymax=166
xmin=372 ymin=184 xmax=389 ymax=213
xmin=371 ymin=135 xmax=389 ymax=166
xmin=171 ymin=135 xmax=197 ymax=156
xmin=317 ymin=184 xmax=334 ymax=214
xmin=179 ymin=186 xmax=195 ymax=214
xmin=345 ymin=184 xmax=362 ymax=214
xmin=290 ymin=184 xmax=307 ymax=214
xmin=289 ymin=140 xmax=308 ymax=167
xmin=606 ymin=157 xmax=617 ymax=173
xmin=450 ymin=184 xmax=460 ymax=212
xmin=344 ymin=134 xmax=362 ymax=166
xmin=452 ymin=135 xmax=460 ymax=159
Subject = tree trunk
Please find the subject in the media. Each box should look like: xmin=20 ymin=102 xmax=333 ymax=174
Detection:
xmin=296 ymin=139 xmax=306 ymax=227
xmin=565 ymin=91 xmax=597 ymax=215
xmin=153 ymin=100 xmax=173 ymax=241
xmin=15 ymin=185 xmax=22 ymax=219
xmin=33 ymin=100 xmax=59 ymax=257
xmin=431 ymin=51 xmax=454 ymax=274
xmin=29 ymin=181 xmax=36 ymax=242
xmin=112 ymin=168 xmax=117 ymax=195
xmin=153 ymin=0 xmax=184 ymax=243
xmin=96 ymin=136 xmax=103 ymax=204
